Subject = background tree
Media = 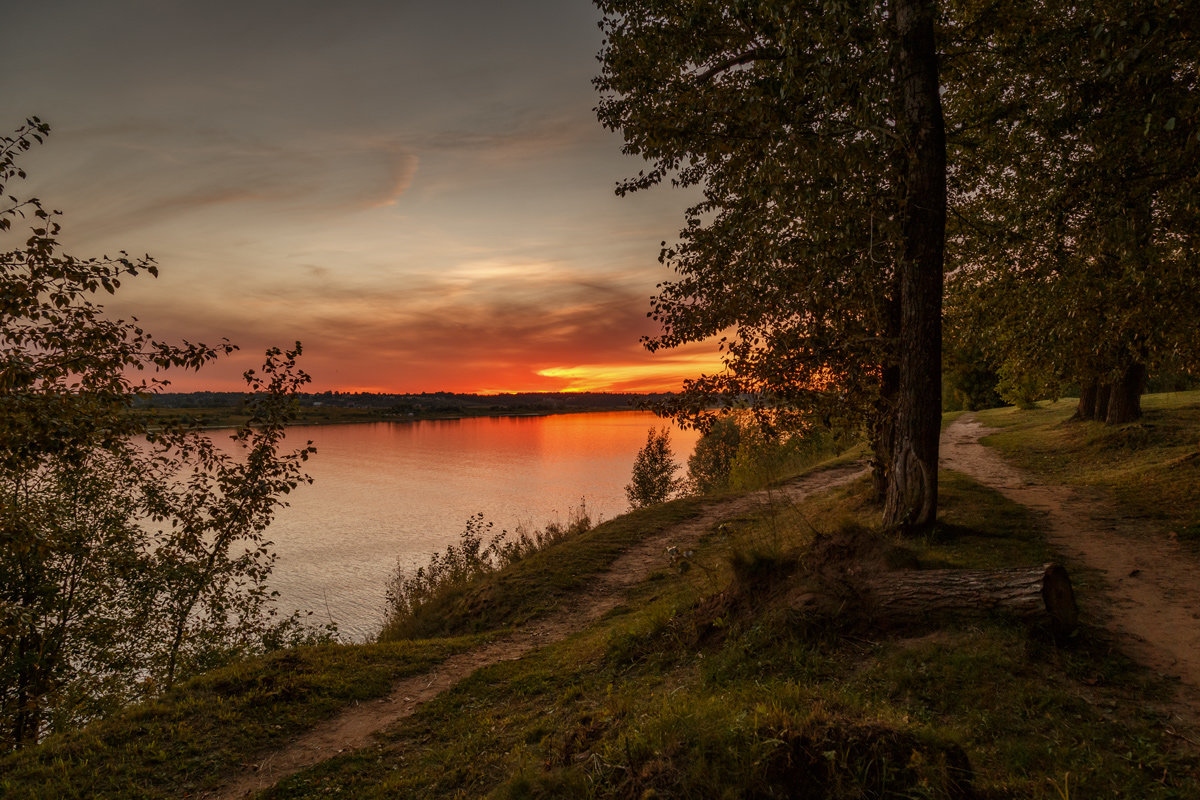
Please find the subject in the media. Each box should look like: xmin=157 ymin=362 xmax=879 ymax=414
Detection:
xmin=0 ymin=120 xmax=321 ymax=749
xmin=686 ymin=416 xmax=742 ymax=494
xmin=595 ymin=0 xmax=947 ymax=529
xmin=946 ymin=0 xmax=1200 ymax=423
xmin=626 ymin=428 xmax=684 ymax=509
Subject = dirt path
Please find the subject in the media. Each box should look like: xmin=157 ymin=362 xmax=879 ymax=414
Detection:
xmin=942 ymin=415 xmax=1200 ymax=693
xmin=210 ymin=462 xmax=867 ymax=799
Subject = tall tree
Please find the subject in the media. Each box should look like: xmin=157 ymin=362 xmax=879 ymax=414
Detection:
xmin=595 ymin=0 xmax=946 ymax=529
xmin=886 ymin=0 xmax=946 ymax=527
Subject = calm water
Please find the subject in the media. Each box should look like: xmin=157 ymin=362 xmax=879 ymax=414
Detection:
xmin=261 ymin=412 xmax=699 ymax=640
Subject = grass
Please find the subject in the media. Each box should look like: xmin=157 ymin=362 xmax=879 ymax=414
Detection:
xmin=255 ymin=465 xmax=1198 ymax=799
xmin=7 ymin=406 xmax=1200 ymax=798
xmin=0 ymin=638 xmax=479 ymax=799
xmin=975 ymin=389 xmax=1200 ymax=539
xmin=377 ymin=497 xmax=709 ymax=641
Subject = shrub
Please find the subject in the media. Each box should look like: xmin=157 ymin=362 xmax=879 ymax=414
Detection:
xmin=687 ymin=416 xmax=742 ymax=494
xmin=626 ymin=427 xmax=685 ymax=508
xmin=382 ymin=503 xmax=592 ymax=634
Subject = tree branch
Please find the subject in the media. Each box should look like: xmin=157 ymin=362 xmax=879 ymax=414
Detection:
xmin=692 ymin=47 xmax=782 ymax=83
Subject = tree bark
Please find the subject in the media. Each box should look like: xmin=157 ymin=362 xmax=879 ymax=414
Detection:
xmin=1105 ymin=362 xmax=1146 ymax=424
xmin=871 ymin=361 xmax=900 ymax=505
xmin=1074 ymin=381 xmax=1098 ymax=421
xmin=884 ymin=0 xmax=946 ymax=532
xmin=1093 ymin=383 xmax=1112 ymax=422
xmin=860 ymin=563 xmax=1078 ymax=635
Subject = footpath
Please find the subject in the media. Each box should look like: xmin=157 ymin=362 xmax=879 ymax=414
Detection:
xmin=209 ymin=462 xmax=868 ymax=799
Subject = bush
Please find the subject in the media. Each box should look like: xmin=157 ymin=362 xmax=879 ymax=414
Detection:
xmin=383 ymin=503 xmax=592 ymax=634
xmin=725 ymin=422 xmax=848 ymax=492
xmin=626 ymin=427 xmax=685 ymax=508
xmin=687 ymin=416 xmax=742 ymax=494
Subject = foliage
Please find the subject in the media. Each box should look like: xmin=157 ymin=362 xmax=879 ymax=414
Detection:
xmin=625 ymin=427 xmax=684 ymax=509
xmin=727 ymin=423 xmax=850 ymax=493
xmin=686 ymin=416 xmax=742 ymax=494
xmin=946 ymin=0 xmax=1200 ymax=422
xmin=594 ymin=1 xmax=897 ymax=432
xmin=941 ymin=340 xmax=1002 ymax=413
xmin=595 ymin=0 xmax=949 ymax=529
xmin=383 ymin=505 xmax=593 ymax=635
xmin=687 ymin=413 xmax=853 ymax=495
xmin=136 ymin=346 xmax=323 ymax=690
xmin=378 ymin=498 xmax=706 ymax=642
xmin=0 ymin=119 xmax=323 ymax=749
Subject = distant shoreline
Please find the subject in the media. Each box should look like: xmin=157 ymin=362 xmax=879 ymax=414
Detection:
xmin=136 ymin=403 xmax=661 ymax=432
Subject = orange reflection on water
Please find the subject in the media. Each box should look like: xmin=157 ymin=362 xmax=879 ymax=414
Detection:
xmin=262 ymin=411 xmax=701 ymax=640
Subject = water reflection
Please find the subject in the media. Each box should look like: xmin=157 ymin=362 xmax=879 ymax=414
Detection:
xmin=262 ymin=412 xmax=699 ymax=640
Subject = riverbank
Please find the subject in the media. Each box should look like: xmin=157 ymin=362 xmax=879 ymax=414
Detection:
xmin=6 ymin=394 xmax=1200 ymax=798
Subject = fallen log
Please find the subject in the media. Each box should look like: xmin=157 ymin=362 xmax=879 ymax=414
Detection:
xmin=858 ymin=562 xmax=1078 ymax=635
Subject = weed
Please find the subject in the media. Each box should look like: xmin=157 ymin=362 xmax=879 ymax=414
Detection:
xmin=382 ymin=503 xmax=592 ymax=635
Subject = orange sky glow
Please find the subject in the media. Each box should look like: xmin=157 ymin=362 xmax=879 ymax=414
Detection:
xmin=3 ymin=1 xmax=723 ymax=395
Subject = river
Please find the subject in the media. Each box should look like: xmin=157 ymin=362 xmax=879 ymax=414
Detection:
xmin=260 ymin=411 xmax=700 ymax=640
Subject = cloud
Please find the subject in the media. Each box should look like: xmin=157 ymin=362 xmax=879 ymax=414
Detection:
xmin=31 ymin=125 xmax=423 ymax=242
xmin=118 ymin=256 xmax=715 ymax=394
xmin=414 ymin=114 xmax=594 ymax=160
xmin=368 ymin=152 xmax=419 ymax=208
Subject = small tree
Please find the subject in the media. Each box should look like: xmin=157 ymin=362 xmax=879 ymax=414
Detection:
xmin=625 ymin=427 xmax=684 ymax=509
xmin=687 ymin=416 xmax=742 ymax=495
xmin=1 ymin=119 xmax=321 ymax=748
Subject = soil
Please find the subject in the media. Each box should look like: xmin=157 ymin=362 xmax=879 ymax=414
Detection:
xmin=941 ymin=415 xmax=1200 ymax=700
xmin=208 ymin=461 xmax=868 ymax=799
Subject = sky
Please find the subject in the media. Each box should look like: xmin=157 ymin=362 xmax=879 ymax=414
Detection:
xmin=2 ymin=0 xmax=720 ymax=393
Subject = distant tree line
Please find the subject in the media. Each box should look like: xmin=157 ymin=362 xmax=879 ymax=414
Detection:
xmin=141 ymin=391 xmax=670 ymax=414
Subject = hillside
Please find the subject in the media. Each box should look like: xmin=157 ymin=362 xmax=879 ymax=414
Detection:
xmin=4 ymin=393 xmax=1200 ymax=799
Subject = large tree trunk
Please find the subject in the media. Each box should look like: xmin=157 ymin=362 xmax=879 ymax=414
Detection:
xmin=884 ymin=0 xmax=946 ymax=532
xmin=1105 ymin=362 xmax=1146 ymax=424
xmin=871 ymin=361 xmax=900 ymax=505
xmin=1074 ymin=381 xmax=1098 ymax=421
xmin=860 ymin=563 xmax=1078 ymax=635
xmin=1093 ymin=383 xmax=1112 ymax=422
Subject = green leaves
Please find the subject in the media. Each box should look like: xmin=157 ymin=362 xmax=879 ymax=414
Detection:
xmin=1 ymin=122 xmax=323 ymax=749
xmin=626 ymin=427 xmax=685 ymax=509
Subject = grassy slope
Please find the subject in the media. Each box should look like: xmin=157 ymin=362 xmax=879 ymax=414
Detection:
xmin=975 ymin=389 xmax=1200 ymax=539
xmin=258 ymin=473 xmax=1198 ymax=799
xmin=6 ymin=403 xmax=1200 ymax=798
xmin=0 ymin=639 xmax=480 ymax=799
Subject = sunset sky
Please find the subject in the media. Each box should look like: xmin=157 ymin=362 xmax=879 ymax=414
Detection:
xmin=2 ymin=0 xmax=720 ymax=393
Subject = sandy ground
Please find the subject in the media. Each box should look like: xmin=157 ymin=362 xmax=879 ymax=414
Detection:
xmin=209 ymin=462 xmax=868 ymax=799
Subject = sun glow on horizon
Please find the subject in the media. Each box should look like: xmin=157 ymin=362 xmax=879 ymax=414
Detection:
xmin=532 ymin=352 xmax=726 ymax=394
